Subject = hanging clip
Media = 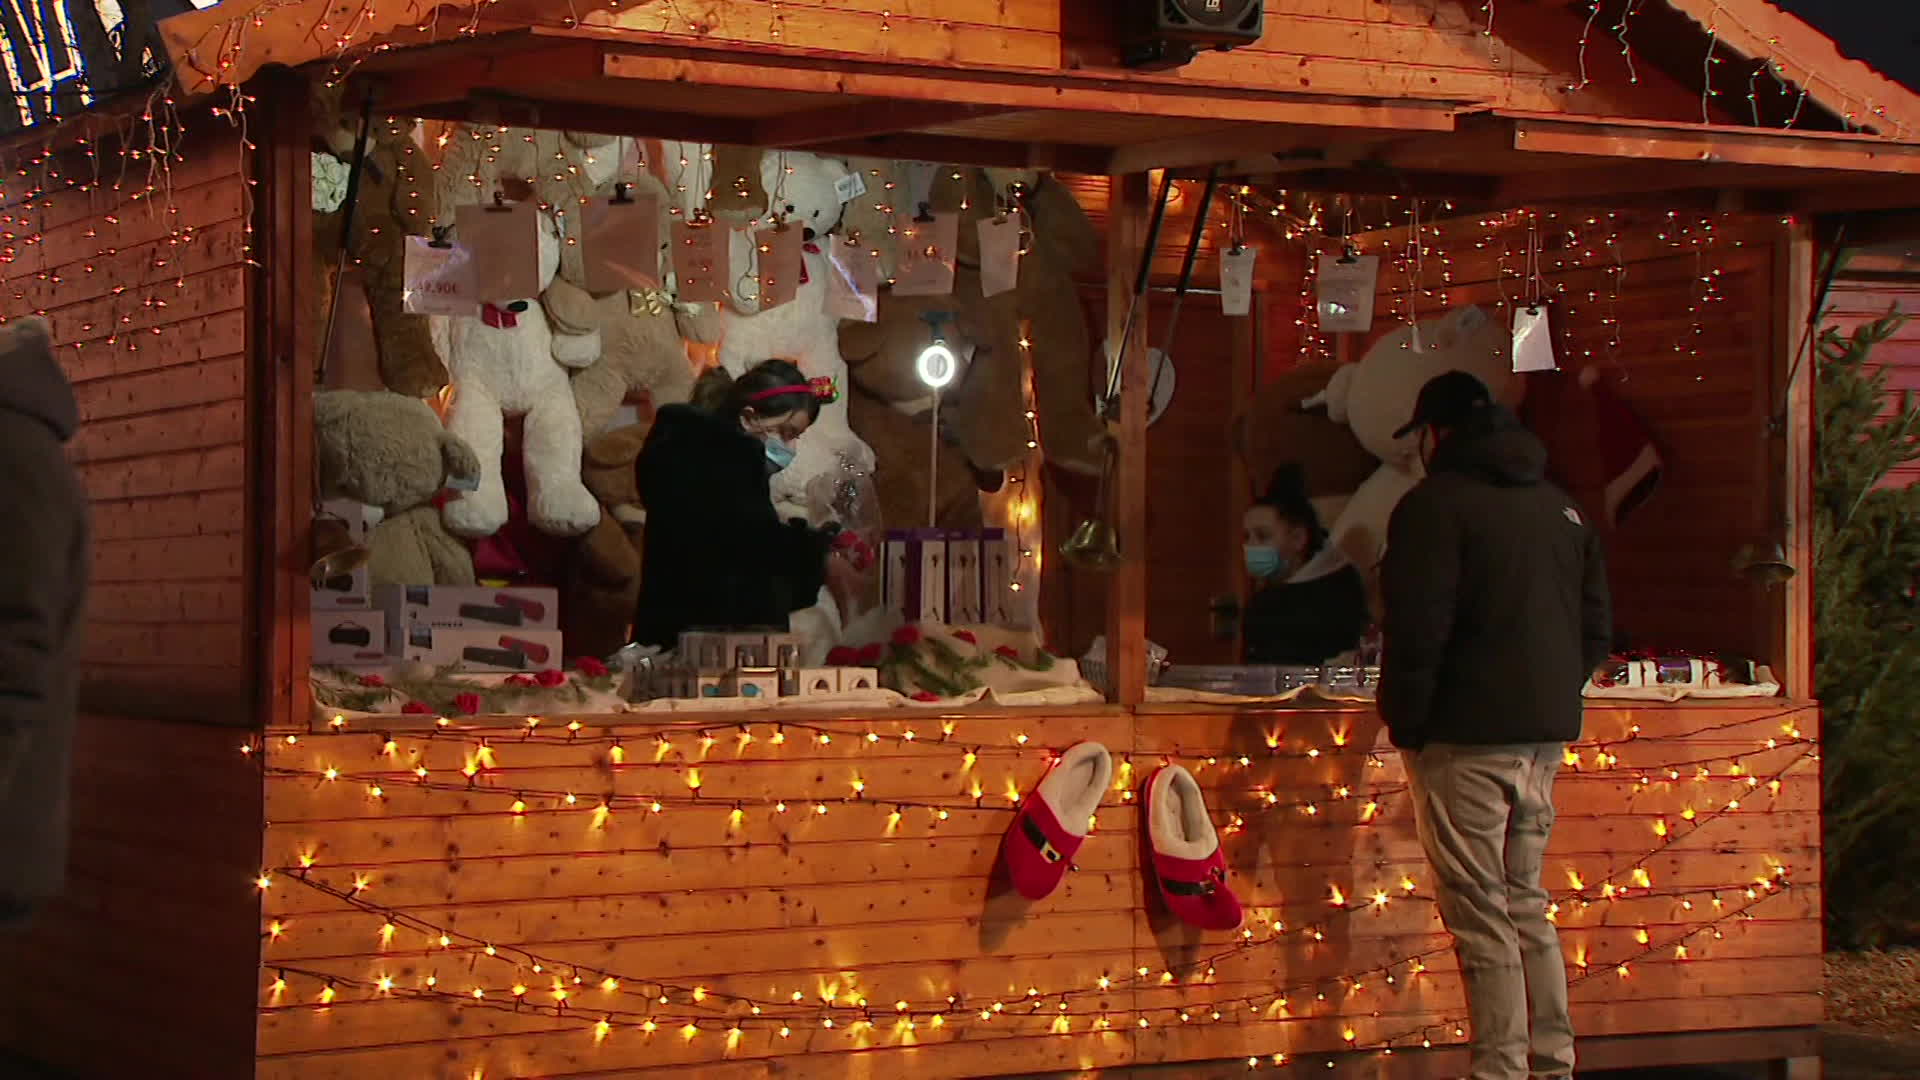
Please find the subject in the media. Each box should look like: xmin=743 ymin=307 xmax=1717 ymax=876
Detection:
xmin=1337 ymin=242 xmax=1359 ymax=265
xmin=485 ymin=190 xmax=511 ymax=213
xmin=914 ymin=201 xmax=935 ymax=224
xmin=610 ymin=182 xmax=634 ymax=205
xmin=428 ymin=225 xmax=454 ymax=249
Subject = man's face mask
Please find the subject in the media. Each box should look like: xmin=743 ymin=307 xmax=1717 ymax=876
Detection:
xmin=1244 ymin=544 xmax=1287 ymax=581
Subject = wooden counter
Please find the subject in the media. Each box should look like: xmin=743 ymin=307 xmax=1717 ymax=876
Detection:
xmin=253 ymin=698 xmax=1819 ymax=1078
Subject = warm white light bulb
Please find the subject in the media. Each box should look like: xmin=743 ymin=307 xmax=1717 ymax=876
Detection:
xmin=915 ymin=341 xmax=958 ymax=390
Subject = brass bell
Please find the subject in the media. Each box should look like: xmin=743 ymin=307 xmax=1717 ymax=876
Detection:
xmin=1060 ymin=518 xmax=1122 ymax=572
xmin=1731 ymin=542 xmax=1795 ymax=587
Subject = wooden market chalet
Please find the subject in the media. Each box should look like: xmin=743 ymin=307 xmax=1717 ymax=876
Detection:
xmin=4 ymin=0 xmax=1920 ymax=1077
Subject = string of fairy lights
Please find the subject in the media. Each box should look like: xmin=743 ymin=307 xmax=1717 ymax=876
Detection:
xmin=253 ymin=712 xmax=1816 ymax=1067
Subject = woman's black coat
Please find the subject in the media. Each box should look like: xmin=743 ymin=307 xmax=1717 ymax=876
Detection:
xmin=631 ymin=404 xmax=829 ymax=649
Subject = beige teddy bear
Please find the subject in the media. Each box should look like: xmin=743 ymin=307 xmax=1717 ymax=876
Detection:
xmin=313 ymin=390 xmax=479 ymax=586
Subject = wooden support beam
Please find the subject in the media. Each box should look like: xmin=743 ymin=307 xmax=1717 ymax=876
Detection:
xmin=1775 ymin=220 xmax=1815 ymax=701
xmin=750 ymin=101 xmax=1017 ymax=149
xmin=369 ymin=40 xmax=605 ymax=114
xmin=1790 ymin=177 xmax=1920 ymax=215
xmin=1104 ymin=173 xmax=1149 ymax=708
xmin=1503 ymin=114 xmax=1920 ymax=174
xmin=409 ymin=96 xmax=757 ymax=148
xmin=802 ymin=134 xmax=1109 ymax=175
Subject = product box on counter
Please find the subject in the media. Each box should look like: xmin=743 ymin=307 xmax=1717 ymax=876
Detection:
xmin=881 ymin=529 xmax=1014 ymax=626
xmin=374 ymin=584 xmax=559 ymax=639
xmin=677 ymin=629 xmax=803 ymax=672
xmin=312 ymin=610 xmax=389 ymax=666
xmin=400 ymin=624 xmax=565 ymax=673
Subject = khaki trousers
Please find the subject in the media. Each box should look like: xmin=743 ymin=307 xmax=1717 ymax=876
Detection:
xmin=1405 ymin=743 xmax=1575 ymax=1080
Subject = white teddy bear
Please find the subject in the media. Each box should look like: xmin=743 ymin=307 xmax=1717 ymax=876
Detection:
xmin=715 ymin=149 xmax=877 ymax=523
xmin=1305 ymin=304 xmax=1522 ymax=587
xmin=433 ymin=209 xmax=603 ymax=538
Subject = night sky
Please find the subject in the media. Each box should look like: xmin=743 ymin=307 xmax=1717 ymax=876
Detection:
xmin=1769 ymin=0 xmax=1920 ymax=95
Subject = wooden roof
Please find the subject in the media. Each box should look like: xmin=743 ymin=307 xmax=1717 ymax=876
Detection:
xmin=148 ymin=0 xmax=1920 ymax=212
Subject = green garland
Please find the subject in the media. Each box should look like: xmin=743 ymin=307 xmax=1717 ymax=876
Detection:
xmin=312 ymin=666 xmax=621 ymax=717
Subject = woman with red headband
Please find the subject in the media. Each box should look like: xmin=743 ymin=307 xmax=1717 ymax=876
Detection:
xmin=631 ymin=358 xmax=864 ymax=649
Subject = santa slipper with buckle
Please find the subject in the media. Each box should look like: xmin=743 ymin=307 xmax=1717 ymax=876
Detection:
xmin=1001 ymin=741 xmax=1112 ymax=900
xmin=1142 ymin=764 xmax=1243 ymax=931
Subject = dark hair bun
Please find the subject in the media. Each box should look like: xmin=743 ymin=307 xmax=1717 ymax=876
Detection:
xmin=1263 ymin=463 xmax=1309 ymax=506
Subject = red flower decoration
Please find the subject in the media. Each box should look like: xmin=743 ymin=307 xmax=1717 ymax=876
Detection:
xmin=535 ymin=669 xmax=568 ymax=688
xmin=401 ymin=702 xmax=434 ymax=716
xmin=953 ymin=630 xmax=978 ymax=644
xmin=995 ymin=645 xmax=1021 ymax=659
xmin=452 ymin=693 xmax=485 ymax=716
xmin=891 ymin=626 xmax=923 ymax=647
xmin=910 ymin=691 xmax=940 ymax=702
xmin=826 ymin=646 xmax=858 ymax=666
xmin=856 ymin=643 xmax=884 ymax=665
xmin=504 ymin=674 xmax=538 ymax=688
xmin=358 ymin=674 xmax=387 ymax=688
xmin=574 ymin=657 xmax=609 ymax=678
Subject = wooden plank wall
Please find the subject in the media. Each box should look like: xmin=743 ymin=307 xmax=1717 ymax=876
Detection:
xmin=0 ymin=121 xmax=266 ymax=1075
xmin=0 ymin=121 xmax=255 ymax=719
xmin=1827 ymin=264 xmax=1920 ymax=489
xmin=254 ymin=699 xmax=1819 ymax=1078
xmin=1345 ymin=210 xmax=1786 ymax=664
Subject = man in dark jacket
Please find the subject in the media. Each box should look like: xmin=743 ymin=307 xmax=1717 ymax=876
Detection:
xmin=1379 ymin=370 xmax=1611 ymax=1080
xmin=0 ymin=316 xmax=90 ymax=928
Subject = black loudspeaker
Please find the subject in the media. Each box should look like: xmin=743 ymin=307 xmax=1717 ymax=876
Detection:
xmin=1122 ymin=0 xmax=1264 ymax=69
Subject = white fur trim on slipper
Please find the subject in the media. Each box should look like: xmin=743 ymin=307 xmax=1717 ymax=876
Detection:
xmin=1035 ymin=741 xmax=1112 ymax=840
xmin=1148 ymin=765 xmax=1220 ymax=861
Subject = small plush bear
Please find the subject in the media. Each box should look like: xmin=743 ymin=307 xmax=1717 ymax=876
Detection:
xmin=313 ymin=390 xmax=479 ymax=586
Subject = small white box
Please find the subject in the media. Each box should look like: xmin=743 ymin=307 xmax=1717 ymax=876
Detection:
xmin=312 ymin=567 xmax=373 ymax=610
xmin=693 ymin=673 xmax=734 ymax=700
xmin=400 ymin=625 xmax=565 ymax=672
xmin=377 ymin=585 xmax=559 ymax=635
xmin=732 ymin=668 xmax=780 ymax=701
xmin=947 ymin=533 xmax=984 ymax=624
xmin=765 ymin=632 xmax=805 ymax=670
xmin=796 ymin=668 xmax=841 ymax=697
xmin=313 ymin=610 xmax=388 ymax=666
xmin=837 ymin=667 xmax=879 ymax=692
xmin=722 ymin=632 xmax=771 ymax=669
xmin=679 ymin=631 xmax=730 ymax=671
xmin=981 ymin=529 xmax=1014 ymax=625
xmin=917 ymin=542 xmax=946 ymax=625
xmin=319 ymin=499 xmax=384 ymax=543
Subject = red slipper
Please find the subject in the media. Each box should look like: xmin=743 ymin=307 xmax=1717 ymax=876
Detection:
xmin=1002 ymin=741 xmax=1112 ymax=900
xmin=1142 ymin=765 xmax=1243 ymax=931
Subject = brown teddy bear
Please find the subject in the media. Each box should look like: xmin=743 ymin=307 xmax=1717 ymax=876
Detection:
xmin=560 ymin=421 xmax=652 ymax=660
xmin=314 ymin=390 xmax=479 ymax=586
xmin=1230 ymin=361 xmax=1378 ymax=532
xmin=310 ymin=87 xmax=449 ymax=397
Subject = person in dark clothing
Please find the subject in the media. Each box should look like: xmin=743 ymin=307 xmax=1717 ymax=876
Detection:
xmin=1240 ymin=464 xmax=1368 ymax=665
xmin=1378 ymin=370 xmax=1612 ymax=1080
xmin=0 ymin=316 xmax=90 ymax=929
xmin=631 ymin=359 xmax=860 ymax=650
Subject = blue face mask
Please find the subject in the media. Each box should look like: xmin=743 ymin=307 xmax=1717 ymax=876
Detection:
xmin=763 ymin=435 xmax=797 ymax=472
xmin=1244 ymin=544 xmax=1287 ymax=581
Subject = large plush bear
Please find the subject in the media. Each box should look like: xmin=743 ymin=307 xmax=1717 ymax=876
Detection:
xmin=433 ymin=209 xmax=603 ymax=539
xmin=1230 ymin=361 xmax=1378 ymax=534
xmin=313 ymin=390 xmax=479 ymax=586
xmin=1303 ymin=305 xmax=1523 ymax=589
xmin=561 ymin=421 xmax=652 ymax=660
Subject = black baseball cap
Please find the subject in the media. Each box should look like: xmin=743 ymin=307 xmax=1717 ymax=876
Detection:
xmin=1393 ymin=370 xmax=1492 ymax=439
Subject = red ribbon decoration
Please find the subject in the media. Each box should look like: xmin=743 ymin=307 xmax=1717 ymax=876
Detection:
xmin=482 ymin=303 xmax=519 ymax=329
xmin=799 ymin=241 xmax=820 ymax=285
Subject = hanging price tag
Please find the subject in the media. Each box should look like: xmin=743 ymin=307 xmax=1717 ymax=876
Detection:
xmin=1316 ymin=252 xmax=1379 ymax=333
xmin=892 ymin=211 xmax=959 ymax=297
xmin=834 ymin=169 xmax=869 ymax=206
xmin=671 ymin=218 xmax=730 ymax=304
xmin=580 ymin=187 xmax=663 ymax=295
xmin=825 ymin=236 xmax=882 ymax=322
xmin=977 ymin=212 xmax=1023 ymax=298
xmin=754 ymin=223 xmax=804 ymax=310
xmin=1220 ymin=246 xmax=1256 ymax=317
xmin=402 ymin=236 xmax=479 ymax=317
xmin=455 ymin=199 xmax=541 ymax=303
xmin=1512 ymin=304 xmax=1558 ymax=373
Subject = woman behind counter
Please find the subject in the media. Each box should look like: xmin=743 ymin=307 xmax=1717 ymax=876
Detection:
xmin=631 ymin=359 xmax=862 ymax=650
xmin=1241 ymin=464 xmax=1370 ymax=666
